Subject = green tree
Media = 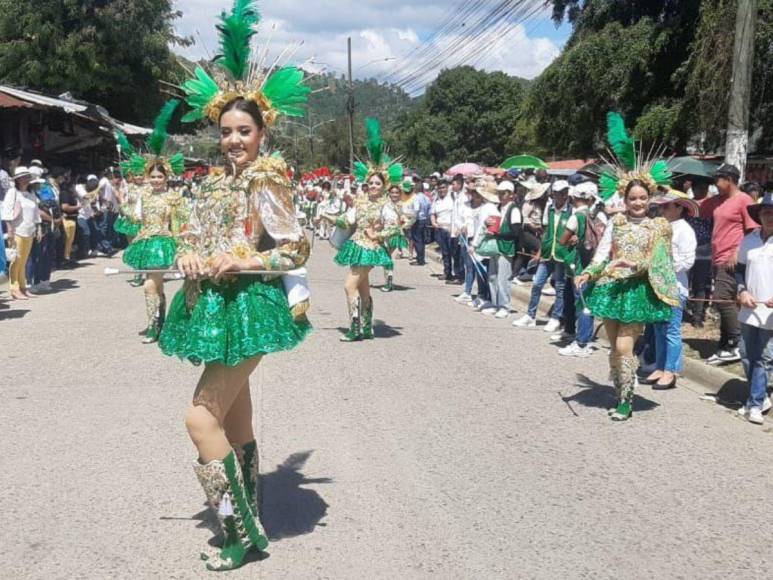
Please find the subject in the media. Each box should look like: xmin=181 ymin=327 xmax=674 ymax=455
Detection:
xmin=394 ymin=66 xmax=526 ymax=172
xmin=0 ymin=0 xmax=189 ymax=123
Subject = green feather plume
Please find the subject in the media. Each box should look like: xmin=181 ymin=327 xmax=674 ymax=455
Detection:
xmin=121 ymin=154 xmax=147 ymax=176
xmin=599 ymin=172 xmax=619 ymax=201
xmin=607 ymin=112 xmax=636 ymax=171
xmin=169 ymin=152 xmax=186 ymax=176
xmin=388 ymin=163 xmax=404 ymax=185
xmin=114 ymin=130 xmax=136 ymax=157
xmin=263 ymin=66 xmax=310 ymax=117
xmin=364 ymin=118 xmax=386 ymax=167
xmin=181 ymin=67 xmax=220 ymax=123
xmin=215 ymin=0 xmax=260 ymax=81
xmin=146 ymin=100 xmax=180 ymax=156
xmin=649 ymin=160 xmax=672 ymax=187
xmin=354 ymin=162 xmax=369 ymax=182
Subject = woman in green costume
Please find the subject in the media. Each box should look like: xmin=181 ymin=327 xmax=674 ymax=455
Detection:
xmin=332 ymin=118 xmax=403 ymax=341
xmin=157 ymin=0 xmax=312 ymax=571
xmin=575 ymin=113 xmax=679 ymax=421
xmin=380 ymin=184 xmax=415 ymax=292
xmin=121 ymin=100 xmax=185 ymax=343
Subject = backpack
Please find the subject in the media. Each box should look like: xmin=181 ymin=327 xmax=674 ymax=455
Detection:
xmin=579 ymin=213 xmax=605 ymax=266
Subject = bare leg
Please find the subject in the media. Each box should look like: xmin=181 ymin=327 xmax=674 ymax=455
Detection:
xmin=223 ymin=380 xmax=255 ymax=448
xmin=356 ymin=267 xmax=372 ymax=303
xmin=185 ymin=358 xmax=260 ymax=463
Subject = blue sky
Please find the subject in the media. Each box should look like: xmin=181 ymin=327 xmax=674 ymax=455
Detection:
xmin=174 ymin=1 xmax=572 ymax=89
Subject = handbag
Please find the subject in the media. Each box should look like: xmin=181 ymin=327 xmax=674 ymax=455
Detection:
xmin=476 ymin=236 xmax=500 ymax=258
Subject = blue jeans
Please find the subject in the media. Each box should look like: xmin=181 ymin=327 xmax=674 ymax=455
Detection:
xmin=654 ymin=296 xmax=686 ymax=373
xmin=92 ymin=211 xmax=115 ymax=254
xmin=740 ymin=323 xmax=773 ymax=409
xmin=436 ymin=228 xmax=453 ymax=277
xmin=564 ymin=282 xmax=595 ymax=346
xmin=487 ymin=255 xmax=512 ymax=309
xmin=451 ymin=237 xmax=464 ymax=281
xmin=76 ymin=217 xmax=95 ymax=257
xmin=411 ymin=219 xmax=427 ymax=265
xmin=461 ymin=239 xmax=476 ymax=295
xmin=527 ymin=260 xmax=565 ymax=320
xmin=26 ymin=233 xmax=56 ymax=285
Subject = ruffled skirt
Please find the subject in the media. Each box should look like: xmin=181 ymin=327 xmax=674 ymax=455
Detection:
xmin=585 ymin=277 xmax=672 ymax=324
xmin=114 ymin=216 xmax=141 ymax=237
xmin=122 ymin=236 xmax=177 ymax=270
xmin=385 ymin=233 xmax=409 ymax=252
xmin=159 ymin=276 xmax=311 ymax=367
xmin=335 ymin=240 xmax=394 ymax=269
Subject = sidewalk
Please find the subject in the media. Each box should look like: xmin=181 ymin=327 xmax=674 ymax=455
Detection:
xmin=426 ymin=247 xmax=747 ymax=404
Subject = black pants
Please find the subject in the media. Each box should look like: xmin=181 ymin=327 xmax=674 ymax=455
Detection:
xmin=451 ymin=236 xmax=464 ymax=281
xmin=512 ymin=229 xmax=540 ymax=277
xmin=713 ymin=264 xmax=740 ymax=349
xmin=436 ymin=228 xmax=453 ymax=277
xmin=411 ymin=219 xmax=428 ymax=265
xmin=689 ymin=243 xmax=712 ymax=323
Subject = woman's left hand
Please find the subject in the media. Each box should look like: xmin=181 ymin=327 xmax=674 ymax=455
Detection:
xmin=209 ymin=253 xmax=253 ymax=282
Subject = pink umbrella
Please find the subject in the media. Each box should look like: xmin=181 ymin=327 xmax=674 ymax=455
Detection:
xmin=445 ymin=162 xmax=482 ymax=177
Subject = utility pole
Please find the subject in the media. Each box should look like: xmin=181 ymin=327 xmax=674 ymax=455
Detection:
xmin=725 ymin=0 xmax=758 ymax=180
xmin=308 ymin=116 xmax=315 ymax=166
xmin=347 ymin=37 xmax=355 ymax=175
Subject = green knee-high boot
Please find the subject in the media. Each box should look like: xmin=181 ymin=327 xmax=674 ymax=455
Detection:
xmin=194 ymin=451 xmax=269 ymax=572
xmin=235 ymin=440 xmax=260 ymax=513
xmin=340 ymin=297 xmax=362 ymax=342
xmin=607 ymin=353 xmax=622 ymax=416
xmin=611 ymin=355 xmax=637 ymax=422
xmin=362 ymin=297 xmax=374 ymax=340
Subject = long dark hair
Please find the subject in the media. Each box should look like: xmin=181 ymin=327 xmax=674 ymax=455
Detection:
xmin=219 ymin=98 xmax=265 ymax=130
xmin=624 ymin=179 xmax=651 ymax=199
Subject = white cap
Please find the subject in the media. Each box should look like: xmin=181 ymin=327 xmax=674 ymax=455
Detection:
xmin=552 ymin=180 xmax=571 ymax=192
xmin=496 ymin=180 xmax=515 ymax=193
xmin=431 ymin=172 xmax=441 ymax=179
xmin=571 ymin=181 xmax=599 ymax=199
xmin=87 ymin=174 xmax=98 ymax=181
xmin=29 ymin=166 xmax=43 ymax=178
xmin=30 ymin=159 xmax=44 ymax=167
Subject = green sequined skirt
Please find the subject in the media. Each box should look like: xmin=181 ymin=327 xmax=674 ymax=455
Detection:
xmin=385 ymin=234 xmax=409 ymax=252
xmin=114 ymin=216 xmax=141 ymax=237
xmin=585 ymin=277 xmax=672 ymax=324
xmin=159 ymin=276 xmax=311 ymax=367
xmin=123 ymin=236 xmax=177 ymax=270
xmin=335 ymin=240 xmax=394 ymax=268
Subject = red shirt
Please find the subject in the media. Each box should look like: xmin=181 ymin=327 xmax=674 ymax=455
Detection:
xmin=700 ymin=192 xmax=757 ymax=265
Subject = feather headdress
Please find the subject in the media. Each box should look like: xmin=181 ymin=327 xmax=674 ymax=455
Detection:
xmin=353 ymin=118 xmax=403 ymax=186
xmin=180 ymin=0 xmax=309 ymax=126
xmin=598 ymin=112 xmax=672 ymax=200
xmin=119 ymin=100 xmax=185 ymax=177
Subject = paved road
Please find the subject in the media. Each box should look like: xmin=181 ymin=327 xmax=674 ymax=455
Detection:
xmin=3 ymin=243 xmax=773 ymax=579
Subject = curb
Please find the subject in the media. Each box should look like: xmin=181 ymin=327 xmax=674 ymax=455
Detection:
xmin=426 ymin=247 xmax=744 ymax=398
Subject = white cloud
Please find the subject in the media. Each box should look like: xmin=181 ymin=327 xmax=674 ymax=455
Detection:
xmin=172 ymin=1 xmax=563 ymax=90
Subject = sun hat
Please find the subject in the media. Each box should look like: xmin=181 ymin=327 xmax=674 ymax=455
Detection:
xmin=13 ymin=166 xmax=31 ymax=180
xmin=747 ymin=191 xmax=773 ymax=225
xmin=653 ymin=188 xmax=700 ymax=218
xmin=524 ymin=181 xmax=550 ymax=201
xmin=472 ymin=176 xmax=499 ymax=203
xmin=496 ymin=180 xmax=515 ymax=193
xmin=571 ymin=181 xmax=598 ymax=199
xmin=551 ymin=179 xmax=572 ymax=193
xmin=402 ymin=179 xmax=415 ymax=192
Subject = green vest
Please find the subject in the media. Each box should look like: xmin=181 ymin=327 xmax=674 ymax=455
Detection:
xmin=496 ymin=204 xmax=517 ymax=257
xmin=540 ymin=205 xmax=571 ymax=261
xmin=556 ymin=210 xmax=587 ymax=275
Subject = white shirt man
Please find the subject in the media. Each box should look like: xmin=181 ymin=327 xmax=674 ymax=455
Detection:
xmin=431 ymin=188 xmax=454 ymax=231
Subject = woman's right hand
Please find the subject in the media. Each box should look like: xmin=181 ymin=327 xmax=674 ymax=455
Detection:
xmin=738 ymin=290 xmax=757 ymax=309
xmin=178 ymin=252 xmax=205 ymax=280
xmin=575 ymin=273 xmax=590 ymax=289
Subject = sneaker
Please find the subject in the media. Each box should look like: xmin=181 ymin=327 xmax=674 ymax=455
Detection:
xmin=748 ymin=407 xmax=765 ymax=425
xmin=550 ymin=331 xmax=575 ymax=343
xmin=470 ymin=298 xmax=483 ymax=309
xmin=455 ymin=292 xmax=472 ymax=304
xmin=494 ymin=308 xmax=510 ymax=319
xmin=37 ymin=281 xmax=52 ymax=292
xmin=707 ymin=348 xmax=741 ymax=365
xmin=543 ymin=318 xmax=561 ymax=333
xmin=558 ymin=341 xmax=592 ymax=358
xmin=738 ymin=397 xmax=772 ymax=418
xmin=542 ymin=287 xmax=556 ymax=296
xmin=88 ymin=250 xmax=98 ymax=258
xmin=513 ymin=314 xmax=536 ymax=328
xmin=512 ymin=278 xmax=528 ymax=286
xmin=480 ymin=306 xmax=497 ymax=315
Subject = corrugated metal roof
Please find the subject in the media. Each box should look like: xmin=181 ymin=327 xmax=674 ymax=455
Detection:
xmin=0 ymin=85 xmax=88 ymax=113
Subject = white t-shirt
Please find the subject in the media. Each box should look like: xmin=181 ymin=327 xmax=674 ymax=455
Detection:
xmin=76 ymin=184 xmax=94 ymax=219
xmin=670 ymin=219 xmax=697 ymax=297
xmin=472 ymin=202 xmax=500 ymax=248
xmin=738 ymin=230 xmax=773 ymax=330
xmin=1 ymin=187 xmax=41 ymax=238
xmin=431 ymin=195 xmax=454 ymax=230
xmin=99 ymin=177 xmax=118 ymax=210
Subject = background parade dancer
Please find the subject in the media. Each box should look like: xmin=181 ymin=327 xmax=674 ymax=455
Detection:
xmin=114 ymin=132 xmax=148 ymax=287
xmin=157 ymin=0 xmax=311 ymax=570
xmin=331 ymin=118 xmax=403 ymax=341
xmin=574 ymin=112 xmax=680 ymax=422
xmin=381 ymin=183 xmax=416 ymax=292
xmin=120 ymin=100 xmax=186 ymax=343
